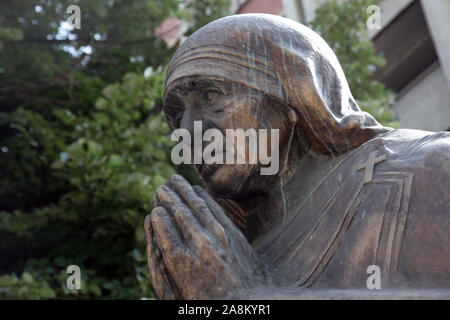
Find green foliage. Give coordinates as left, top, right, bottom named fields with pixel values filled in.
left=184, top=0, right=231, bottom=36
left=0, top=272, right=56, bottom=299
left=0, top=0, right=180, bottom=82
left=0, top=0, right=229, bottom=299
left=0, top=70, right=175, bottom=299
left=310, top=0, right=398, bottom=127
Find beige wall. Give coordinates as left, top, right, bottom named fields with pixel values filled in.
left=394, top=63, right=450, bottom=131
left=421, top=0, right=450, bottom=94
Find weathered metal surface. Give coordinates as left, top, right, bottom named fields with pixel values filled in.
left=145, top=14, right=450, bottom=299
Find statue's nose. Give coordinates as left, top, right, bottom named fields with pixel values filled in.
left=179, top=108, right=210, bottom=172
left=180, top=107, right=203, bottom=135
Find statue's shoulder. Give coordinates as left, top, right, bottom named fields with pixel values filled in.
left=374, top=128, right=449, bottom=210
left=378, top=128, right=449, bottom=166
left=378, top=130, right=450, bottom=284
left=376, top=127, right=449, bottom=215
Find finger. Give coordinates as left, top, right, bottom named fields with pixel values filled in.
left=157, top=256, right=183, bottom=299
left=149, top=249, right=176, bottom=299
left=168, top=175, right=228, bottom=245
left=153, top=178, right=173, bottom=208
left=150, top=205, right=188, bottom=256
left=156, top=184, right=210, bottom=248
left=150, top=206, right=197, bottom=298
left=192, top=185, right=247, bottom=242
left=152, top=191, right=161, bottom=209
left=144, top=214, right=165, bottom=298
left=144, top=212, right=180, bottom=299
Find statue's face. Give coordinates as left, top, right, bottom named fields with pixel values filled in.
left=165, top=76, right=292, bottom=197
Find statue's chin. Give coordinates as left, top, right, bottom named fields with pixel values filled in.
left=203, top=164, right=263, bottom=199
left=203, top=165, right=245, bottom=197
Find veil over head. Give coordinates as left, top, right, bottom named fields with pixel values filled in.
left=164, top=14, right=388, bottom=156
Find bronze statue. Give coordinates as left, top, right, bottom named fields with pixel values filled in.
left=144, top=14, right=450, bottom=299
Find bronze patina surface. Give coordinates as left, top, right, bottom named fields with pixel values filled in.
left=144, top=14, right=450, bottom=299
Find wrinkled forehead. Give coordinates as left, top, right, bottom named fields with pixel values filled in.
left=164, top=49, right=286, bottom=110
left=165, top=75, right=228, bottom=95
left=164, top=74, right=264, bottom=102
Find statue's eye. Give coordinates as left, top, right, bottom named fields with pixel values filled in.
left=205, top=89, right=222, bottom=102
left=174, top=111, right=183, bottom=128
left=165, top=104, right=184, bottom=128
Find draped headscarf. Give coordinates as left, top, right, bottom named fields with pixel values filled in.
left=164, top=14, right=388, bottom=156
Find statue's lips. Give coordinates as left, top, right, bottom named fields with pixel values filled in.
left=195, top=150, right=234, bottom=180
left=198, top=163, right=220, bottom=180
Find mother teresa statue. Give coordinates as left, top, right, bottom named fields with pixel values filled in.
left=144, top=14, right=450, bottom=299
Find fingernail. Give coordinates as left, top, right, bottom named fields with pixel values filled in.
left=172, top=174, right=183, bottom=181
left=155, top=209, right=166, bottom=217
left=157, top=185, right=168, bottom=193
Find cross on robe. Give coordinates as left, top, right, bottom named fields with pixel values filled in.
left=356, top=150, right=386, bottom=184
